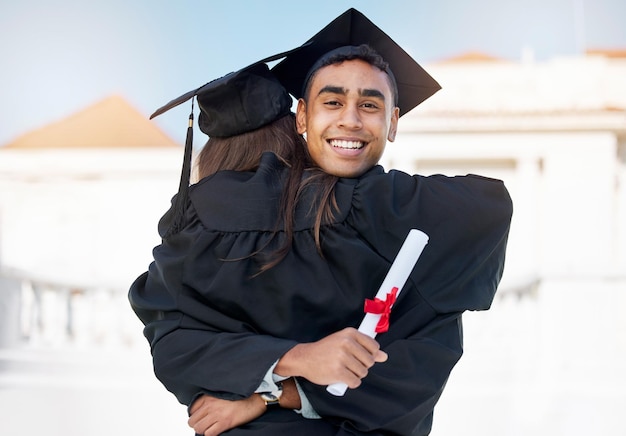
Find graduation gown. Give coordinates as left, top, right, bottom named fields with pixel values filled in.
left=129, top=152, right=513, bottom=435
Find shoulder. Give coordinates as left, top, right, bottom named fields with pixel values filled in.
left=187, top=152, right=290, bottom=232
left=338, top=167, right=512, bottom=246
left=356, top=165, right=508, bottom=190
left=352, top=167, right=511, bottom=209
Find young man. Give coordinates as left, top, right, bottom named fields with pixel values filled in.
left=132, top=9, right=512, bottom=436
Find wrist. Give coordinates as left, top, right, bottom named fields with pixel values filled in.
left=275, top=344, right=306, bottom=377
left=277, top=377, right=302, bottom=410
left=259, top=381, right=283, bottom=408
left=252, top=393, right=268, bottom=413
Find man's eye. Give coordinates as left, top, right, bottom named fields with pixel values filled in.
left=361, top=102, right=379, bottom=110
left=324, top=100, right=341, bottom=106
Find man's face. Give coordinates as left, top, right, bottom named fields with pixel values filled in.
left=296, top=59, right=399, bottom=178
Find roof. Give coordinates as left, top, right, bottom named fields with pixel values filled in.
left=435, top=51, right=506, bottom=64
left=3, top=95, right=179, bottom=149
left=586, top=48, right=626, bottom=59
left=413, top=50, right=626, bottom=116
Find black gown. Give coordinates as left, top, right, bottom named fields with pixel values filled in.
left=129, top=152, right=513, bottom=435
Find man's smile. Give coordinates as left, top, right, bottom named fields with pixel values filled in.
left=329, top=139, right=365, bottom=150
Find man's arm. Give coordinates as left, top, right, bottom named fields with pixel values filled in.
left=297, top=312, right=464, bottom=435
left=186, top=377, right=304, bottom=435
left=146, top=312, right=298, bottom=406
left=148, top=317, right=386, bottom=407
left=129, top=270, right=299, bottom=406
left=184, top=328, right=388, bottom=436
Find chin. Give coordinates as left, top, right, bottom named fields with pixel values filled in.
left=336, top=168, right=366, bottom=178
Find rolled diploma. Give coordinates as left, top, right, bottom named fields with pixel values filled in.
left=326, top=229, right=429, bottom=396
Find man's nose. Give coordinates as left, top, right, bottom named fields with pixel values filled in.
left=337, top=104, right=363, bottom=129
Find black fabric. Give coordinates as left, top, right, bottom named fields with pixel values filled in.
left=217, top=408, right=337, bottom=435
left=149, top=62, right=292, bottom=137
left=129, top=152, right=513, bottom=435
left=271, top=8, right=441, bottom=116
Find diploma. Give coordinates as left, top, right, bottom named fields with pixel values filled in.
left=326, top=229, right=429, bottom=396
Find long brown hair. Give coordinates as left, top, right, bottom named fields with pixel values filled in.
left=195, top=113, right=338, bottom=273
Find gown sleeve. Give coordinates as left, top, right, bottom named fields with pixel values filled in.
left=128, top=201, right=298, bottom=407
left=296, top=170, right=513, bottom=434
left=350, top=169, right=513, bottom=313
left=299, top=311, right=463, bottom=435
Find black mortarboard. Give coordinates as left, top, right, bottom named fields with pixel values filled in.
left=271, top=8, right=441, bottom=117
left=150, top=62, right=292, bottom=237
left=150, top=62, right=292, bottom=137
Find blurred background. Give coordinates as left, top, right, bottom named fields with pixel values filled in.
left=1, top=1, right=625, bottom=435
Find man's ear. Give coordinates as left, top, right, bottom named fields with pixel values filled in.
left=295, top=99, right=307, bottom=134
left=387, top=107, right=400, bottom=142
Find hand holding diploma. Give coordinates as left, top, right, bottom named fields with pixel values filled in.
left=326, top=229, right=429, bottom=396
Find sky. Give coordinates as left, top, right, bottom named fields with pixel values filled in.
left=1, top=0, right=625, bottom=147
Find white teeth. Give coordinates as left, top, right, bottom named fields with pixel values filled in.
left=330, top=139, right=364, bottom=149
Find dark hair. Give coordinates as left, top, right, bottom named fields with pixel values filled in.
left=195, top=113, right=338, bottom=273
left=196, top=113, right=304, bottom=178
left=302, top=44, right=399, bottom=106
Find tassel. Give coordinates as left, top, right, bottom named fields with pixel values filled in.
left=163, top=100, right=194, bottom=238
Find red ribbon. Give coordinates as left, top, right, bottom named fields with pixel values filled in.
left=363, top=287, right=398, bottom=333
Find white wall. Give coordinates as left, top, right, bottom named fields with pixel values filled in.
left=0, top=148, right=182, bottom=289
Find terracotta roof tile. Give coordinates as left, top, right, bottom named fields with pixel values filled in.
left=586, top=48, right=626, bottom=58
left=435, top=51, right=506, bottom=64
left=4, top=95, right=179, bottom=149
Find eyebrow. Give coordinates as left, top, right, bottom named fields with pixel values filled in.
left=317, top=85, right=346, bottom=97
left=360, top=88, right=386, bottom=100
left=317, top=85, right=386, bottom=101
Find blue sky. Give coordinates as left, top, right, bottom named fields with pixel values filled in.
left=1, top=0, right=625, bottom=146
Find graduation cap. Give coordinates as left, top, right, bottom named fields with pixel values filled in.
left=150, top=62, right=292, bottom=137
left=151, top=62, right=293, bottom=237
left=271, top=8, right=441, bottom=117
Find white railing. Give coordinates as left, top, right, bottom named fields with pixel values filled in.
left=0, top=273, right=145, bottom=350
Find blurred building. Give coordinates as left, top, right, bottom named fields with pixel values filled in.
left=0, top=96, right=189, bottom=435
left=0, top=95, right=182, bottom=347
left=0, top=51, right=625, bottom=435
